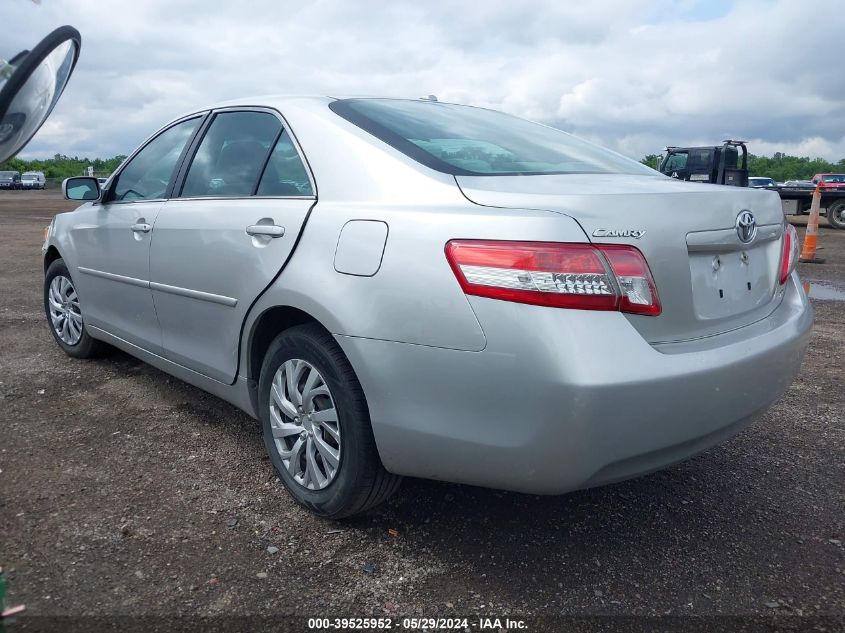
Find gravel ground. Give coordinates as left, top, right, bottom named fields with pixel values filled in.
left=0, top=190, right=843, bottom=630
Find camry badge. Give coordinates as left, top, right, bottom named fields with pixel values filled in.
left=735, top=210, right=757, bottom=244
left=592, top=229, right=646, bottom=239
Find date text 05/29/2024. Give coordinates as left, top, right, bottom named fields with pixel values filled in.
left=307, top=617, right=528, bottom=630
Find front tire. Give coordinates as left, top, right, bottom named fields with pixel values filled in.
left=258, top=324, right=401, bottom=518
left=44, top=259, right=107, bottom=358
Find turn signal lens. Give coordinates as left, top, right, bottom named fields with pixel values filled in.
left=599, top=244, right=662, bottom=316
left=445, top=240, right=661, bottom=316
left=779, top=223, right=799, bottom=284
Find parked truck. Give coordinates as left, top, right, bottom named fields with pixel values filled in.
left=21, top=171, right=46, bottom=189
left=657, top=140, right=748, bottom=187
left=778, top=182, right=845, bottom=229
left=657, top=142, right=845, bottom=229
left=0, top=171, right=22, bottom=190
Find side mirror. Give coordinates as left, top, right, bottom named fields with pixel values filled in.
left=0, top=26, right=81, bottom=164
left=63, top=176, right=100, bottom=200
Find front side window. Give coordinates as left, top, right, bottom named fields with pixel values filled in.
left=330, top=98, right=656, bottom=177
left=256, top=130, right=313, bottom=196
left=111, top=117, right=200, bottom=201
left=663, top=152, right=688, bottom=171
left=181, top=111, right=281, bottom=198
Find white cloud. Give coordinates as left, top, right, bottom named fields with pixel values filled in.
left=6, top=0, right=845, bottom=161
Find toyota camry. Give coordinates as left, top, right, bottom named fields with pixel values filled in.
left=44, top=96, right=812, bottom=517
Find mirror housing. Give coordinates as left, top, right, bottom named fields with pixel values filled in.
left=0, top=26, right=81, bottom=163
left=63, top=176, right=100, bottom=201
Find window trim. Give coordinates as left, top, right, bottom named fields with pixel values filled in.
left=172, top=106, right=317, bottom=201
left=100, top=112, right=209, bottom=206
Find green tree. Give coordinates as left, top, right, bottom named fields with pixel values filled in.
left=0, top=154, right=126, bottom=181
left=641, top=154, right=661, bottom=170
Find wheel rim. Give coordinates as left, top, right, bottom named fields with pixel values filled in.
left=269, top=359, right=341, bottom=490
left=48, top=275, right=83, bottom=345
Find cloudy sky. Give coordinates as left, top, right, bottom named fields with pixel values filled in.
left=7, top=0, right=845, bottom=161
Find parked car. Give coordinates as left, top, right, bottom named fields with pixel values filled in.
left=783, top=180, right=815, bottom=188
left=811, top=173, right=845, bottom=190
left=0, top=170, right=22, bottom=189
left=45, top=97, right=812, bottom=517
left=21, top=171, right=46, bottom=189
left=748, top=176, right=777, bottom=188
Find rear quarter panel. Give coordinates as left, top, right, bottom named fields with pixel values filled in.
left=240, top=99, right=591, bottom=356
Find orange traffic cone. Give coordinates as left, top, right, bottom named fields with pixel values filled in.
left=799, top=182, right=825, bottom=263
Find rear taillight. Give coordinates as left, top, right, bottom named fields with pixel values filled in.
left=779, top=223, right=799, bottom=284
left=445, top=240, right=661, bottom=316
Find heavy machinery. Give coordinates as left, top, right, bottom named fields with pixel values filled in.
left=657, top=140, right=748, bottom=187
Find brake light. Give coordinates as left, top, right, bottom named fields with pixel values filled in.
left=779, top=223, right=799, bottom=284
left=445, top=240, right=661, bottom=316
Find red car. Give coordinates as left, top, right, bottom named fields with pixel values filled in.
left=811, top=173, right=845, bottom=190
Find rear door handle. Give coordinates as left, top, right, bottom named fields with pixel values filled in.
left=131, top=223, right=151, bottom=233
left=246, top=224, right=285, bottom=238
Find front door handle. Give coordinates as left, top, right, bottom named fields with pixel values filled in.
left=246, top=224, right=285, bottom=238
left=131, top=223, right=151, bottom=233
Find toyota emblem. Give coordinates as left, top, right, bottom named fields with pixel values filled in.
left=736, top=210, right=757, bottom=244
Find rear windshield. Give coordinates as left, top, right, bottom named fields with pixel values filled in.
left=329, top=98, right=655, bottom=177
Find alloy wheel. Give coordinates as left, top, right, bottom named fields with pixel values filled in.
left=48, top=275, right=83, bottom=345
left=269, top=359, right=341, bottom=490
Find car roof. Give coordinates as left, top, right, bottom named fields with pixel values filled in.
left=175, top=95, right=334, bottom=119
left=174, top=95, right=472, bottom=120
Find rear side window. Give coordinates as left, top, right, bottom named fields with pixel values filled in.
left=111, top=117, right=200, bottom=201
left=256, top=130, right=313, bottom=196
left=181, top=111, right=281, bottom=198
left=687, top=149, right=711, bottom=169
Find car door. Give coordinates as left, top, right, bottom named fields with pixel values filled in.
left=70, top=115, right=203, bottom=353
left=149, top=108, right=316, bottom=383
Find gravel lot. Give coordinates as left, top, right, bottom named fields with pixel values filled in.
left=1, top=189, right=843, bottom=629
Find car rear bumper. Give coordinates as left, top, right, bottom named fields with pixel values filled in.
left=336, top=272, right=812, bottom=494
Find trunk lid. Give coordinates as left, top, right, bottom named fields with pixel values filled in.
left=456, top=173, right=786, bottom=344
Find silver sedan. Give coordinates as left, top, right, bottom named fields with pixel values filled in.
left=45, top=97, right=812, bottom=517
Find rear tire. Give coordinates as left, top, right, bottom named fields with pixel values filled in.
left=258, top=324, right=401, bottom=518
left=827, top=201, right=845, bottom=230
left=44, top=259, right=108, bottom=358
